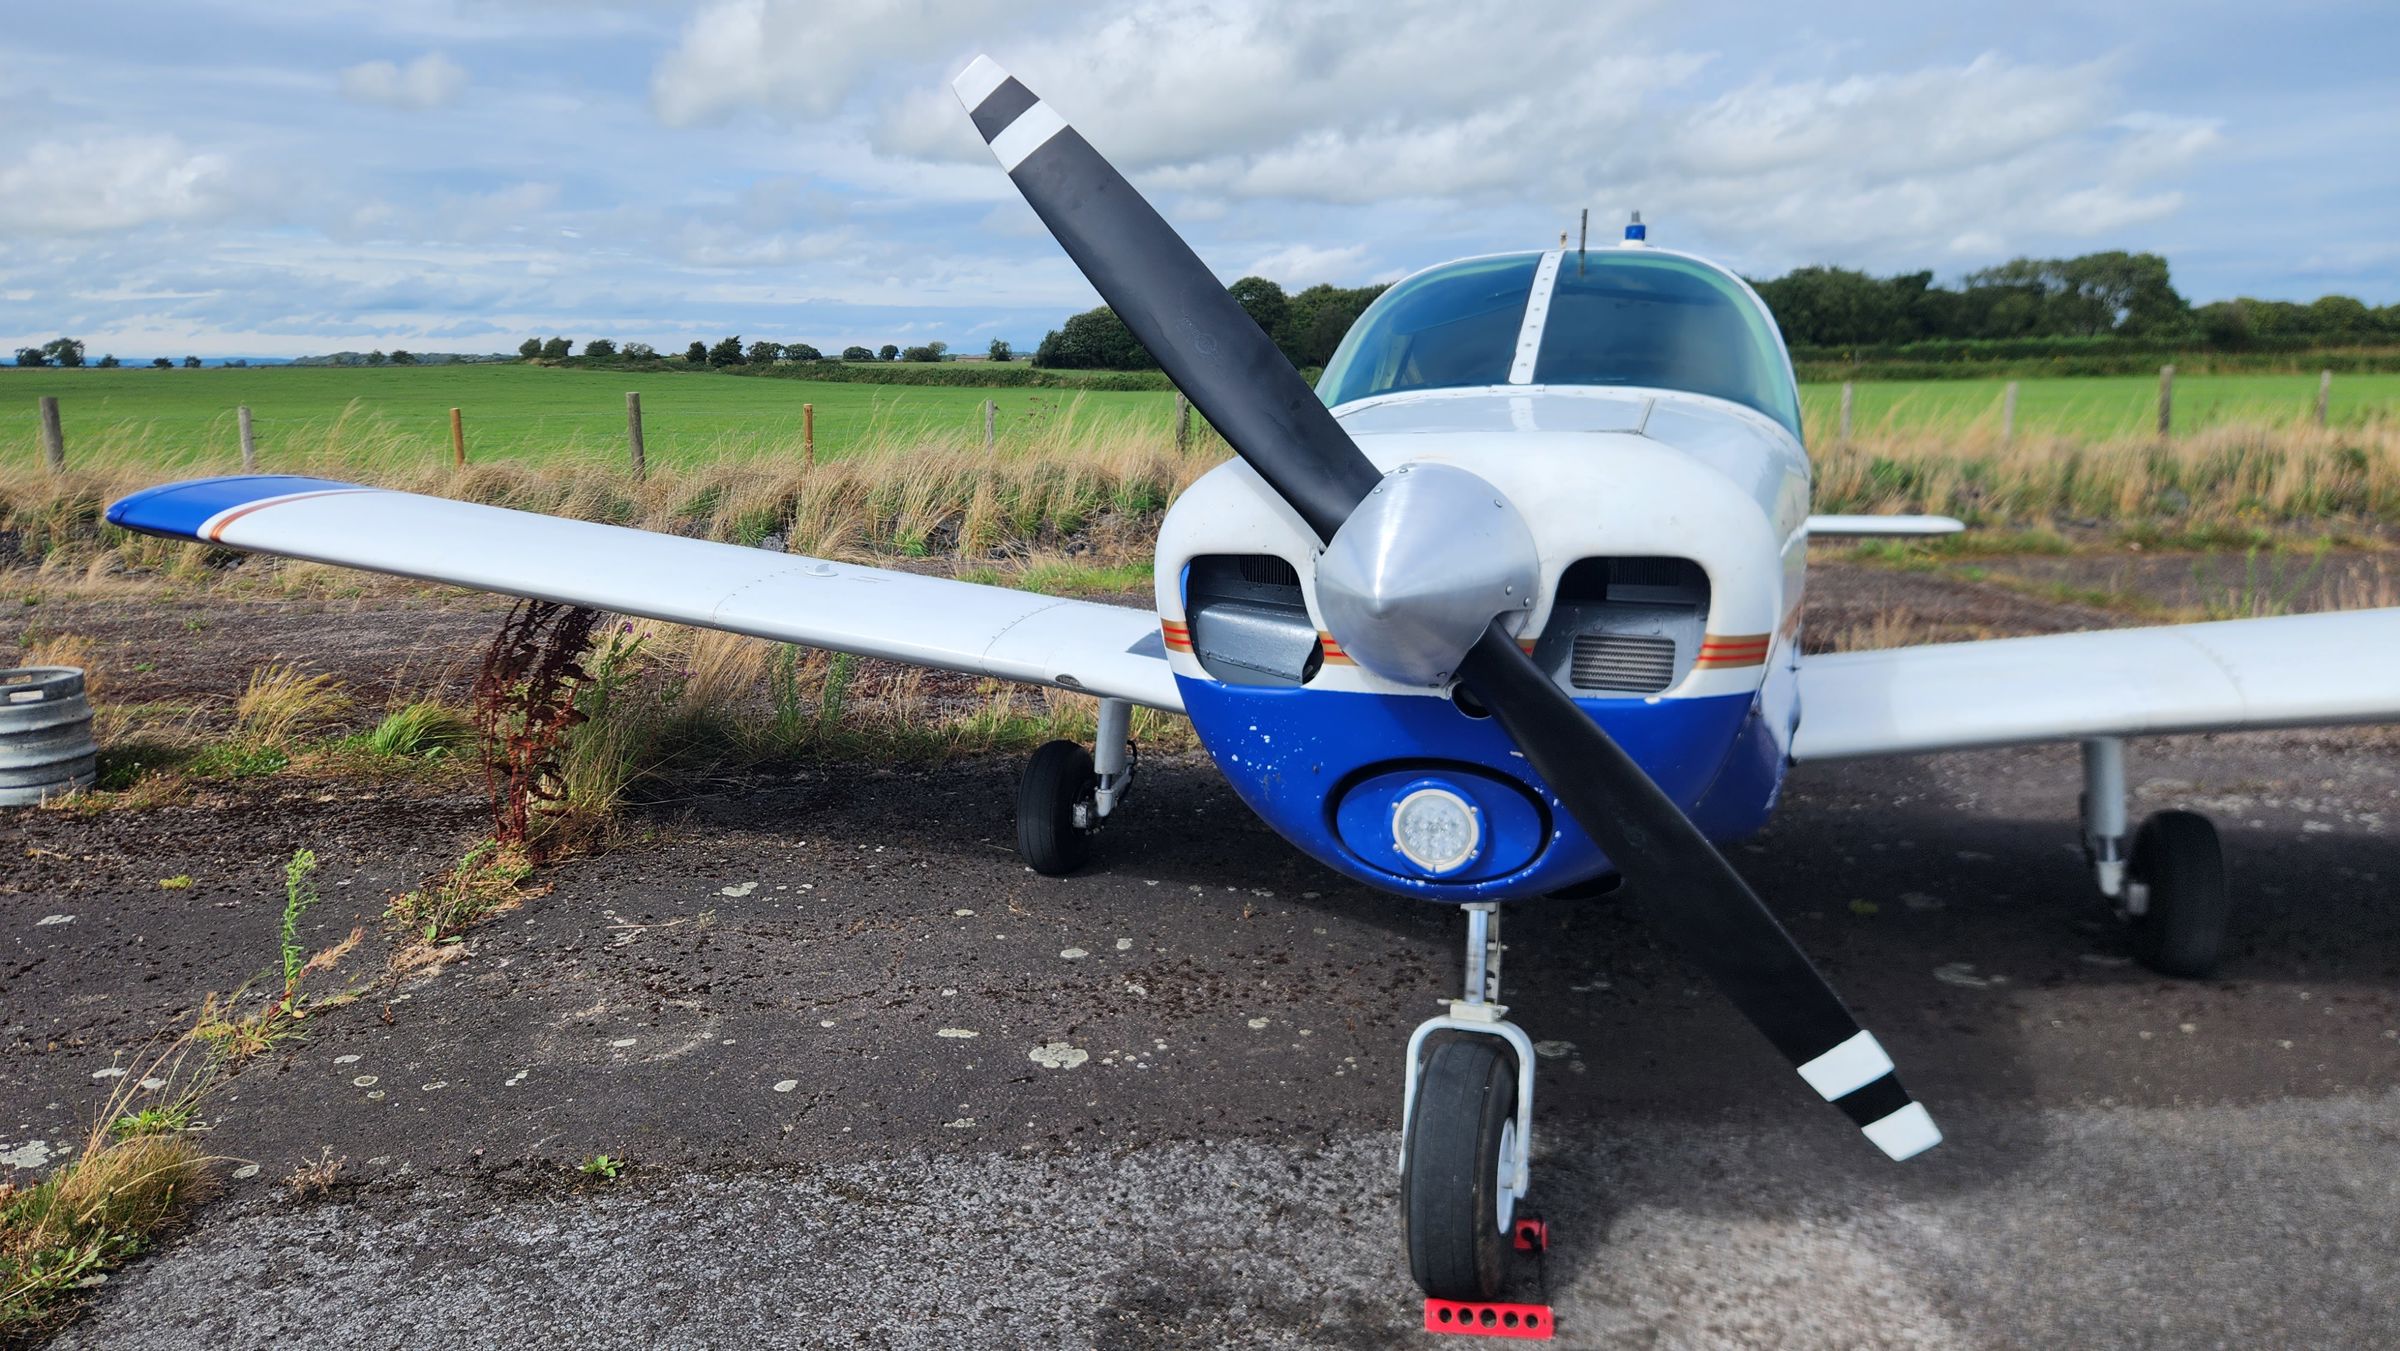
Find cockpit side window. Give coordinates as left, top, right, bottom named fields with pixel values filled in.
left=1317, top=254, right=1540, bottom=409
left=1533, top=253, right=1802, bottom=436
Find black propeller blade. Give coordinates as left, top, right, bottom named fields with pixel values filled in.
left=949, top=56, right=1380, bottom=539
left=1456, top=627, right=1938, bottom=1156
left=954, top=56, right=1937, bottom=1160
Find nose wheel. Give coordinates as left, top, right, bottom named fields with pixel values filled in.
left=1399, top=903, right=1539, bottom=1302
left=1403, top=1034, right=1522, bottom=1300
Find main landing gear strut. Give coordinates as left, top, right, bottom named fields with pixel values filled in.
left=1400, top=902, right=1539, bottom=1302
left=1016, top=697, right=1134, bottom=876
left=2081, top=736, right=2231, bottom=977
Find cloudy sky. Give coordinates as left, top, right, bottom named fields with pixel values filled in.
left=3, top=0, right=2393, bottom=358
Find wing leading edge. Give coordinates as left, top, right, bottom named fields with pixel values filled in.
left=107, top=476, right=1182, bottom=714
left=1792, top=608, right=2400, bottom=761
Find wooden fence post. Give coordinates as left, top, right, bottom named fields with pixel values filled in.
left=2156, top=364, right=2174, bottom=439
left=1174, top=392, right=1192, bottom=452
left=803, top=402, right=815, bottom=469
left=1837, top=382, right=1853, bottom=441
left=2001, top=381, right=2019, bottom=445
left=625, top=392, right=646, bottom=480
left=982, top=398, right=996, bottom=451
left=38, top=396, right=65, bottom=474
left=237, top=404, right=257, bottom=472
left=450, top=406, right=466, bottom=468
left=2317, top=369, right=2332, bottom=428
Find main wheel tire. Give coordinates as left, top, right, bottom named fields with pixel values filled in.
left=1016, top=739, right=1096, bottom=876
left=2128, top=809, right=2229, bottom=978
left=1403, top=1035, right=1519, bottom=1301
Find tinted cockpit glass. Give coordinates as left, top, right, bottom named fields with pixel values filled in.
left=1534, top=252, right=1801, bottom=435
left=1316, top=254, right=1539, bottom=409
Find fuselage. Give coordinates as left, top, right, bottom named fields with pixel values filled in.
left=1154, top=245, right=1812, bottom=901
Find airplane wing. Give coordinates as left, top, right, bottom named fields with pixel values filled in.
left=1792, top=608, right=2400, bottom=760
left=106, top=475, right=1182, bottom=713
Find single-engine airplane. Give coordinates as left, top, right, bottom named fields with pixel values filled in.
left=106, top=57, right=2400, bottom=1302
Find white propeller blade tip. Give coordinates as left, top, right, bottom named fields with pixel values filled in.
left=1862, top=1102, right=1943, bottom=1161
left=952, top=54, right=1010, bottom=110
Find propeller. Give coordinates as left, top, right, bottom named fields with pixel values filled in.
left=952, top=56, right=1939, bottom=1160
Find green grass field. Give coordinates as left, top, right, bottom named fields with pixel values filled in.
left=0, top=364, right=1178, bottom=471
left=1797, top=371, right=2400, bottom=441
left=3, top=363, right=2394, bottom=474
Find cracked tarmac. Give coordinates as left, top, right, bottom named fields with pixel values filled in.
left=9, top=725, right=2400, bottom=1347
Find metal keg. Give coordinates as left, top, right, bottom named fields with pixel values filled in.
left=1, top=667, right=98, bottom=805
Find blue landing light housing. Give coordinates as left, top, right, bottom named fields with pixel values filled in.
left=1335, top=770, right=1541, bottom=883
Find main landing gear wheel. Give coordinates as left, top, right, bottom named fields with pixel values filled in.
left=1016, top=739, right=1097, bottom=875
left=1403, top=1035, right=1520, bottom=1301
left=2127, top=809, right=2230, bottom=978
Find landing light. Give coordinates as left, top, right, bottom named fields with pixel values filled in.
left=1392, top=786, right=1482, bottom=875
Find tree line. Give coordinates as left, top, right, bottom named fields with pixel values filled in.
left=515, top=336, right=1017, bottom=366
left=1030, top=252, right=2400, bottom=370
left=1748, top=251, right=2399, bottom=352
left=19, top=249, right=2392, bottom=376
left=1031, top=278, right=1390, bottom=371
left=12, top=338, right=207, bottom=369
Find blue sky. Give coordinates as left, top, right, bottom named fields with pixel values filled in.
left=2, top=0, right=2393, bottom=358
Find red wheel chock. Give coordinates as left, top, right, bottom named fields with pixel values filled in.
left=1422, top=1299, right=1553, bottom=1339
left=1511, top=1218, right=1548, bottom=1253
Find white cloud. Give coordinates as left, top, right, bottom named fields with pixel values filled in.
left=651, top=0, right=983, bottom=126
left=339, top=52, right=468, bottom=109
left=1625, top=56, right=2224, bottom=269
left=0, top=136, right=231, bottom=233
left=1239, top=243, right=1369, bottom=287
left=648, top=1, right=2211, bottom=275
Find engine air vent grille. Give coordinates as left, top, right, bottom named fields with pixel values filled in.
left=1236, top=554, right=1300, bottom=588
left=1570, top=633, right=1677, bottom=692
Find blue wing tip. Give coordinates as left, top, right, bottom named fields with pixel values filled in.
left=106, top=475, right=362, bottom=539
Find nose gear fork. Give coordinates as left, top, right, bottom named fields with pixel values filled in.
left=1400, top=903, right=1536, bottom=1202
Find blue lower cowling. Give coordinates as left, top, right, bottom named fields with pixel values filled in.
left=1176, top=675, right=1783, bottom=902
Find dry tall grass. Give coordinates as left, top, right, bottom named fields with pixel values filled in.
left=531, top=620, right=1194, bottom=852
left=1814, top=420, right=2400, bottom=530
left=3, top=399, right=1218, bottom=576
left=12, top=403, right=2391, bottom=586
left=0, top=1037, right=218, bottom=1338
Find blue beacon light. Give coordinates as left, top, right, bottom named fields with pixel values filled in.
left=1624, top=211, right=1647, bottom=242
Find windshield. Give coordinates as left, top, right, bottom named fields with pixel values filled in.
left=1316, top=254, right=1539, bottom=409
left=1317, top=248, right=1801, bottom=437
left=1535, top=252, right=1800, bottom=435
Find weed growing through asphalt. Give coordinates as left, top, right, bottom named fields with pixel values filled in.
left=192, top=849, right=364, bottom=1066
left=356, top=699, right=473, bottom=760
left=386, top=838, right=540, bottom=949
left=275, top=850, right=321, bottom=1007
left=0, top=1036, right=219, bottom=1338
left=577, top=1154, right=626, bottom=1181
left=232, top=663, right=352, bottom=747
left=283, top=1149, right=344, bottom=1203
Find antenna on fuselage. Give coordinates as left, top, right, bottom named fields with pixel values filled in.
left=1577, top=207, right=1588, bottom=275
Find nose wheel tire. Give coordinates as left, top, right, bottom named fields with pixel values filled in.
left=1017, top=739, right=1097, bottom=876
left=2127, top=809, right=2229, bottom=978
left=1402, top=1035, right=1521, bottom=1301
